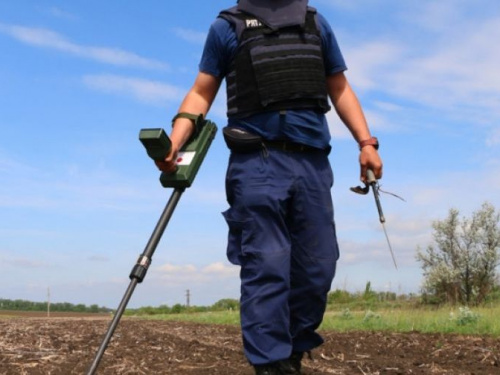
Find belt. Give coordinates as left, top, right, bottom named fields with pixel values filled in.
left=263, top=140, right=321, bottom=153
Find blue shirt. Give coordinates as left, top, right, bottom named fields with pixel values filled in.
left=200, top=12, right=347, bottom=149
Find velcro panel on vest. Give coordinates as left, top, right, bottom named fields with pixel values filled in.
left=249, top=35, right=326, bottom=107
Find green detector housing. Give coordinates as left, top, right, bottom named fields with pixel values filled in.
left=139, top=119, right=217, bottom=189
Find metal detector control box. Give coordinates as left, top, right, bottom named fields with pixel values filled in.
left=139, top=119, right=217, bottom=188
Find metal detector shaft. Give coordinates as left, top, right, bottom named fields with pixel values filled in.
left=87, top=188, right=184, bottom=375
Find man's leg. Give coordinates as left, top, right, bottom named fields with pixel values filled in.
left=287, top=152, right=339, bottom=354
left=223, top=150, right=295, bottom=365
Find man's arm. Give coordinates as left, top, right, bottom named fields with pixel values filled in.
left=327, top=72, right=383, bottom=181
left=156, top=72, right=222, bottom=173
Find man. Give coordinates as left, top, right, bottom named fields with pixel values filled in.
left=156, top=1, right=383, bottom=374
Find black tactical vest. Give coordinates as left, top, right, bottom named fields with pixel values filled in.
left=219, top=3, right=331, bottom=118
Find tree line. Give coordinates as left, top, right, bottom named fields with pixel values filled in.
left=124, top=298, right=241, bottom=316
left=0, top=298, right=112, bottom=313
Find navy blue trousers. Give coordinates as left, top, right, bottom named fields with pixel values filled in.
left=223, top=148, right=339, bottom=365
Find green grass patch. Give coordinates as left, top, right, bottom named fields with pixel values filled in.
left=131, top=310, right=241, bottom=325
left=320, top=305, right=500, bottom=336
left=132, top=304, right=500, bottom=337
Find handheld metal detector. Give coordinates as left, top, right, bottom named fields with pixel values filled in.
left=87, top=118, right=217, bottom=375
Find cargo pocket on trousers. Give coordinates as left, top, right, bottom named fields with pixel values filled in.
left=222, top=209, right=255, bottom=266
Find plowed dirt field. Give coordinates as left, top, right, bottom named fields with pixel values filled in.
left=1, top=312, right=499, bottom=374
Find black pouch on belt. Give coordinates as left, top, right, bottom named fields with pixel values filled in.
left=222, top=126, right=263, bottom=153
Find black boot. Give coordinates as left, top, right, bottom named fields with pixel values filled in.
left=254, top=364, right=281, bottom=375
left=276, top=359, right=301, bottom=374
left=254, top=359, right=300, bottom=375
left=289, top=351, right=311, bottom=373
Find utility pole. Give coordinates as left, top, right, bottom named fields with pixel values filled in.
left=186, top=289, right=190, bottom=308
left=47, top=287, right=51, bottom=318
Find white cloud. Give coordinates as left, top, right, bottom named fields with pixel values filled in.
left=189, top=185, right=227, bottom=205
left=334, top=6, right=500, bottom=148
left=82, top=74, right=186, bottom=105
left=343, top=41, right=405, bottom=92
left=3, top=257, right=48, bottom=269
left=315, top=0, right=367, bottom=11
left=486, top=127, right=500, bottom=147
left=157, top=263, right=197, bottom=273
left=88, top=255, right=110, bottom=262
left=0, top=23, right=169, bottom=70
left=409, top=19, right=499, bottom=115
left=410, top=1, right=463, bottom=32
left=155, top=262, right=238, bottom=284
left=47, top=6, right=77, bottom=20
left=202, top=262, right=238, bottom=276
left=0, top=150, right=158, bottom=213
left=327, top=111, right=351, bottom=139
left=0, top=155, right=35, bottom=173
left=327, top=101, right=398, bottom=139
left=172, top=27, right=207, bottom=45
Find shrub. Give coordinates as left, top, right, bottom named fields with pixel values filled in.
left=449, top=306, right=480, bottom=326
left=340, top=308, right=353, bottom=320
left=363, top=310, right=381, bottom=323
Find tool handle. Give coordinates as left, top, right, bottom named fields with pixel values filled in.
left=366, top=169, right=377, bottom=185
left=139, top=128, right=172, bottom=161
left=139, top=129, right=179, bottom=176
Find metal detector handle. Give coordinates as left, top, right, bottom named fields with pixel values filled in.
left=138, top=128, right=179, bottom=173
left=139, top=128, right=172, bottom=161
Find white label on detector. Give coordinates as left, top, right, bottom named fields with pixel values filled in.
left=176, top=151, right=195, bottom=166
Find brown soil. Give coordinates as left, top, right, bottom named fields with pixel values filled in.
left=0, top=312, right=499, bottom=374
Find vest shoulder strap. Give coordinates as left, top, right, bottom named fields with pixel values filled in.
left=218, top=7, right=248, bottom=41
left=218, top=6, right=319, bottom=41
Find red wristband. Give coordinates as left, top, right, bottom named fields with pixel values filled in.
left=359, top=137, right=379, bottom=150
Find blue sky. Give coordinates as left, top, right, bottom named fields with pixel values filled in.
left=1, top=0, right=499, bottom=308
